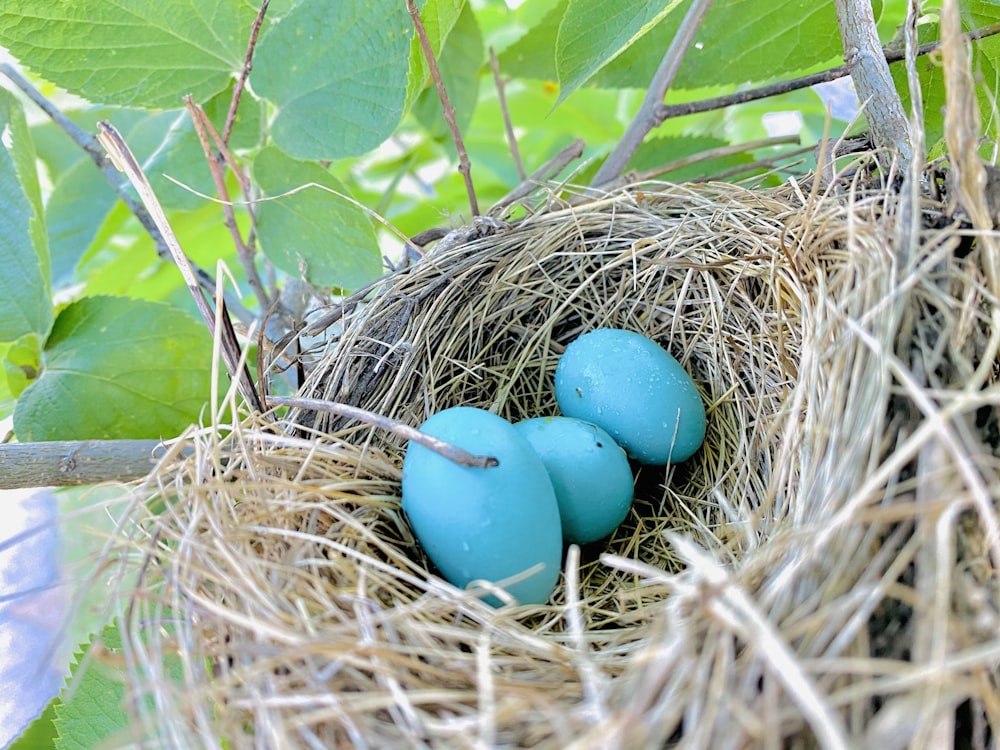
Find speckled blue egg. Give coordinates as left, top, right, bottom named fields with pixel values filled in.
left=514, top=416, right=634, bottom=544
left=401, top=406, right=563, bottom=606
left=554, top=328, right=706, bottom=465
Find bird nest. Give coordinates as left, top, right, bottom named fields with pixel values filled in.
left=111, top=174, right=1000, bottom=747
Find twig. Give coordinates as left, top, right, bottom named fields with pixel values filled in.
left=0, top=439, right=190, bottom=489
left=834, top=0, right=911, bottom=170
left=0, top=62, right=255, bottom=326
left=651, top=23, right=1000, bottom=124
left=489, top=46, right=525, bottom=181
left=406, top=0, right=479, bottom=216
left=490, top=138, right=585, bottom=213
left=268, top=396, right=499, bottom=469
left=184, top=97, right=271, bottom=310
left=223, top=0, right=270, bottom=147
left=97, top=121, right=266, bottom=414
left=591, top=0, right=714, bottom=187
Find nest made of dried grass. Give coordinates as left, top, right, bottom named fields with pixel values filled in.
left=108, top=171, right=1000, bottom=748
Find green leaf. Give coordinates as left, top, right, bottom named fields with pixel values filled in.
left=253, top=146, right=382, bottom=291
left=405, top=0, right=467, bottom=112
left=595, top=0, right=844, bottom=92
left=0, top=1, right=258, bottom=109
left=628, top=135, right=755, bottom=181
left=0, top=88, right=52, bottom=345
left=892, top=4, right=1000, bottom=150
left=13, top=296, right=215, bottom=441
left=8, top=697, right=58, bottom=750
left=555, top=0, right=683, bottom=104
left=251, top=0, right=413, bottom=159
left=3, top=333, right=42, bottom=399
left=53, top=624, right=130, bottom=750
left=413, top=2, right=484, bottom=139
left=498, top=0, right=565, bottom=82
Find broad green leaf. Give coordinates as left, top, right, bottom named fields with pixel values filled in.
left=498, top=0, right=565, bottom=82
left=414, top=2, right=484, bottom=139
left=0, top=88, right=51, bottom=344
left=0, top=1, right=258, bottom=109
left=405, top=0, right=466, bottom=112
left=52, top=624, right=129, bottom=750
left=253, top=146, right=382, bottom=290
left=7, top=697, right=58, bottom=750
left=595, top=0, right=846, bottom=91
left=556, top=0, right=683, bottom=104
left=892, top=3, right=1000, bottom=151
left=13, top=296, right=215, bottom=441
left=251, top=0, right=413, bottom=159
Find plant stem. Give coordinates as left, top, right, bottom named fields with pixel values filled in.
left=223, top=0, right=270, bottom=147
left=268, top=396, right=499, bottom=469
left=834, top=0, right=912, bottom=170
left=406, top=0, right=479, bottom=216
left=490, top=46, right=525, bottom=181
left=590, top=0, right=714, bottom=187
left=0, top=440, right=180, bottom=489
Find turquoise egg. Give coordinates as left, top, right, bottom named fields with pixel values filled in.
left=514, top=416, right=634, bottom=544
left=554, top=328, right=706, bottom=465
left=401, top=406, right=563, bottom=606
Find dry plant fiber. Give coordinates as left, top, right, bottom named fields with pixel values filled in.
left=108, top=173, right=1000, bottom=748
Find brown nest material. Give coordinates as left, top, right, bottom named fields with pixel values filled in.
left=113, top=177, right=1000, bottom=748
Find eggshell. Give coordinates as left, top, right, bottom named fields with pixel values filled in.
left=554, top=328, right=706, bottom=465
left=401, top=406, right=563, bottom=606
left=514, top=416, right=634, bottom=544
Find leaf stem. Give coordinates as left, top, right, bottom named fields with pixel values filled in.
left=590, top=0, right=714, bottom=187
left=268, top=396, right=499, bottom=469
left=406, top=0, right=479, bottom=216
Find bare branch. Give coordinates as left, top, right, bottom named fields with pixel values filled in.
left=406, top=0, right=479, bottom=216
left=184, top=97, right=271, bottom=310
left=0, top=440, right=180, bottom=489
left=268, top=396, right=499, bottom=469
left=223, top=0, right=270, bottom=147
left=591, top=0, right=714, bottom=186
left=490, top=46, right=525, bottom=181
left=834, top=0, right=911, bottom=170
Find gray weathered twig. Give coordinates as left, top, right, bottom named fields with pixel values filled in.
left=591, top=0, right=714, bottom=186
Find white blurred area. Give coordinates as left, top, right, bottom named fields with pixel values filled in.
left=0, top=486, right=67, bottom=747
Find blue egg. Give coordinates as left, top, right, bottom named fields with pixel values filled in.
left=401, top=407, right=563, bottom=606
left=554, top=328, right=706, bottom=465
left=514, top=416, right=634, bottom=544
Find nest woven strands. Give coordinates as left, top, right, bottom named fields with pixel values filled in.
left=115, top=180, right=1000, bottom=748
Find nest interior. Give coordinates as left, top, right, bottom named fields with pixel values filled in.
left=115, top=177, right=1000, bottom=748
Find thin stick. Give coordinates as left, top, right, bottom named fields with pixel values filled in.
left=96, top=121, right=266, bottom=414
left=591, top=0, right=714, bottom=186
left=268, top=396, right=499, bottom=469
left=490, top=138, right=585, bottom=213
left=184, top=97, right=271, bottom=310
left=223, top=0, right=270, bottom=147
left=489, top=46, right=525, bottom=181
left=647, top=22, right=1000, bottom=129
left=0, top=63, right=256, bottom=324
left=407, top=0, right=479, bottom=216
